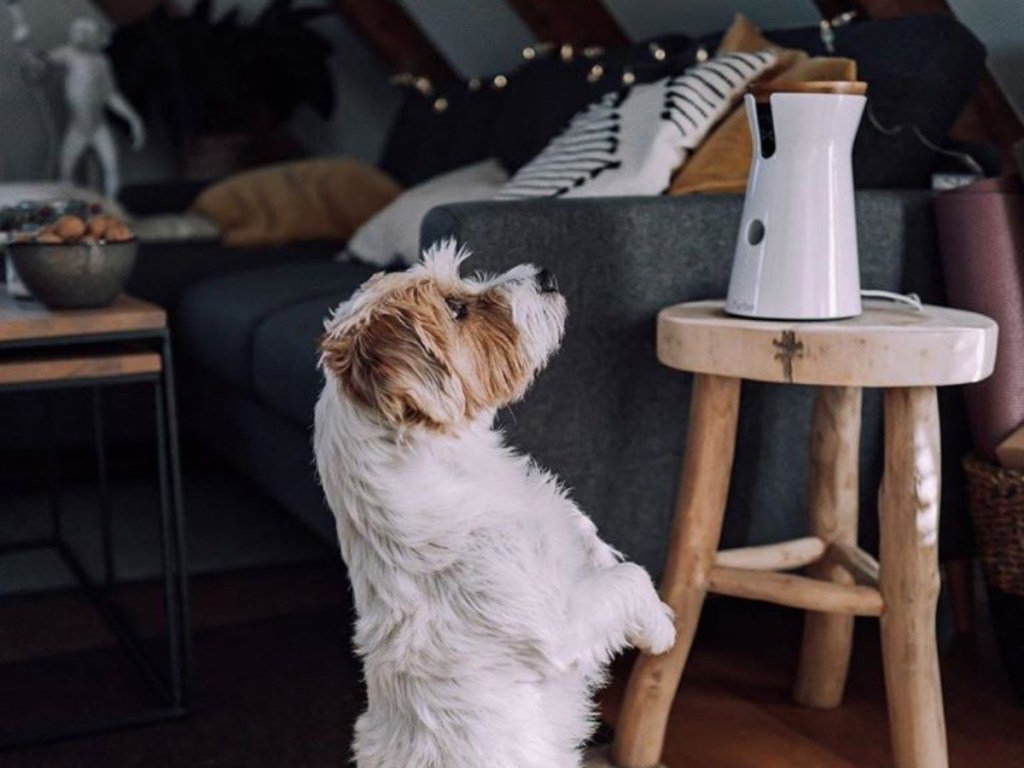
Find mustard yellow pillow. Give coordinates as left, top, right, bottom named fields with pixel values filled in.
left=192, top=158, right=403, bottom=247
left=670, top=15, right=857, bottom=196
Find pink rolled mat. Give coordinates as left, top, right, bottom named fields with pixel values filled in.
left=934, top=175, right=1024, bottom=463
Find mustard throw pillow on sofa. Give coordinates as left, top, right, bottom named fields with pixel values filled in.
left=192, top=158, right=403, bottom=247
left=670, top=14, right=857, bottom=196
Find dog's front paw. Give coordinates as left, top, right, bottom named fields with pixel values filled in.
left=633, top=601, right=676, bottom=656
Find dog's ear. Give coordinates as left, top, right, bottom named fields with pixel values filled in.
left=320, top=306, right=466, bottom=430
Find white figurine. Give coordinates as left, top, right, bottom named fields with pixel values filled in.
left=6, top=0, right=28, bottom=43
left=19, top=16, right=146, bottom=198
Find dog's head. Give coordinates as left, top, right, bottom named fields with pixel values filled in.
left=320, top=240, right=566, bottom=432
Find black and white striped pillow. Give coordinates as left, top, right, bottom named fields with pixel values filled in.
left=496, top=51, right=776, bottom=200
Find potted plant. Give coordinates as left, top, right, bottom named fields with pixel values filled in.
left=108, top=0, right=336, bottom=179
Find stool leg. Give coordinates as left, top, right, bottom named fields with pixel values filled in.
left=794, top=386, right=862, bottom=708
left=612, top=374, right=741, bottom=768
left=879, top=387, right=948, bottom=768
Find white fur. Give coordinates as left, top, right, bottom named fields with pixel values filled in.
left=314, top=241, right=676, bottom=768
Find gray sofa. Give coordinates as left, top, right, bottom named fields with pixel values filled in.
left=162, top=190, right=970, bottom=575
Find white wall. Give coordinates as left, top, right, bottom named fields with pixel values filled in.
left=398, top=0, right=533, bottom=78
left=0, top=2, right=120, bottom=182
left=601, top=0, right=1024, bottom=121
left=603, top=0, right=818, bottom=39
left=397, top=0, right=1024, bottom=123
left=0, top=0, right=398, bottom=186
left=3, top=0, right=1020, bottom=187
left=948, top=0, right=1024, bottom=121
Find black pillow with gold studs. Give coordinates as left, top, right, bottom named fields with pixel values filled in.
left=496, top=51, right=776, bottom=199
left=379, top=78, right=507, bottom=188
left=488, top=34, right=699, bottom=176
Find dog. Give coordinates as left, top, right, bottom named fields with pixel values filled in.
left=314, top=240, right=676, bottom=768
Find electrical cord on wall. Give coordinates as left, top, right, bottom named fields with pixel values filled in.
left=820, top=9, right=984, bottom=178
left=865, top=102, right=985, bottom=176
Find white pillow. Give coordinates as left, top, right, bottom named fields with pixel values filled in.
left=345, top=159, right=509, bottom=267
left=496, top=51, right=777, bottom=199
left=131, top=213, right=221, bottom=242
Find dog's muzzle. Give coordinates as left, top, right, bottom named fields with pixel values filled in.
left=536, top=269, right=559, bottom=294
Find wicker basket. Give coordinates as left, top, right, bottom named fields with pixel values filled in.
left=963, top=454, right=1024, bottom=700
left=964, top=455, right=1024, bottom=597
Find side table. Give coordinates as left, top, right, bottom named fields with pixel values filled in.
left=0, top=293, right=190, bottom=748
left=611, top=300, right=997, bottom=768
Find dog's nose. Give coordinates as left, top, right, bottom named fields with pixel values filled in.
left=536, top=268, right=559, bottom=293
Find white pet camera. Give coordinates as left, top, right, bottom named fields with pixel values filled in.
left=726, top=82, right=868, bottom=320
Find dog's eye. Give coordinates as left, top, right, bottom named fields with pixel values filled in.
left=447, top=299, right=469, bottom=321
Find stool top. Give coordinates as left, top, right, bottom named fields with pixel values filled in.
left=658, top=300, right=997, bottom=387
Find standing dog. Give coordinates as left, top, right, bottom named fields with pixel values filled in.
left=314, top=240, right=675, bottom=768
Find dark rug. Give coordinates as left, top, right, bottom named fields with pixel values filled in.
left=0, top=563, right=364, bottom=768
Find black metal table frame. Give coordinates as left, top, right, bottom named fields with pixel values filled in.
left=0, top=327, right=190, bottom=750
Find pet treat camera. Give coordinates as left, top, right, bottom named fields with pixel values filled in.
left=726, top=82, right=868, bottom=320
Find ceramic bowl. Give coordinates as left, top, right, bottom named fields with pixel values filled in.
left=8, top=238, right=137, bottom=309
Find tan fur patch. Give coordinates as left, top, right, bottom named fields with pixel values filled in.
left=457, top=291, right=531, bottom=413
left=320, top=276, right=533, bottom=431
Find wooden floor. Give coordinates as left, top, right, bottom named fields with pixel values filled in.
left=600, top=599, right=1024, bottom=768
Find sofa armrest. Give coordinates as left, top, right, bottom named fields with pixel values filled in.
left=423, top=192, right=938, bottom=302
left=421, top=192, right=952, bottom=571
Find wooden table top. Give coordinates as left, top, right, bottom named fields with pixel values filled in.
left=658, top=300, right=998, bottom=387
left=0, top=293, right=166, bottom=344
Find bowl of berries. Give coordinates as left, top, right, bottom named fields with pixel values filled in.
left=3, top=201, right=137, bottom=309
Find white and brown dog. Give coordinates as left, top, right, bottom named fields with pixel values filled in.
left=314, top=240, right=675, bottom=768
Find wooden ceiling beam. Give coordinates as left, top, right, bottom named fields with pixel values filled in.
left=333, top=0, right=455, bottom=82
left=504, top=0, right=628, bottom=47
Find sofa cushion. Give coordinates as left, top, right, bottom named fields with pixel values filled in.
left=496, top=51, right=776, bottom=199
left=379, top=84, right=508, bottom=188
left=177, top=260, right=374, bottom=396
left=670, top=14, right=858, bottom=196
left=250, top=296, right=350, bottom=428
left=489, top=35, right=699, bottom=176
left=191, top=158, right=402, bottom=247
left=346, top=159, right=508, bottom=267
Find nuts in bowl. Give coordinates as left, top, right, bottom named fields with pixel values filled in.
left=6, top=209, right=138, bottom=309
left=22, top=213, right=135, bottom=246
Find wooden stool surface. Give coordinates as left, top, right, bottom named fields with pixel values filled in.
left=658, top=299, right=997, bottom=387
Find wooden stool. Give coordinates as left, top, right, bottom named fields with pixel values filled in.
left=611, top=300, right=997, bottom=768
